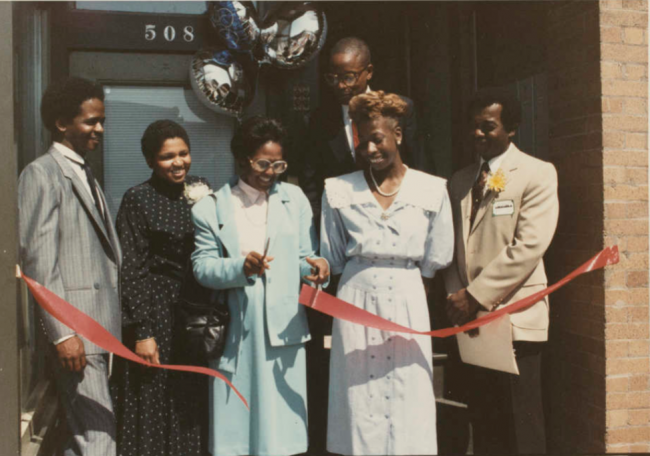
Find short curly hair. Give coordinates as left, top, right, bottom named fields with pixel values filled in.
left=468, top=89, right=522, bottom=133
left=230, top=116, right=287, bottom=162
left=141, top=120, right=191, bottom=161
left=330, top=37, right=371, bottom=67
left=348, top=90, right=408, bottom=127
left=40, top=77, right=105, bottom=139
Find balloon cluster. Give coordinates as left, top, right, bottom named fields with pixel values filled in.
left=191, top=1, right=328, bottom=117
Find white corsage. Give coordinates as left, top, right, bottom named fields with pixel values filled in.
left=183, top=181, right=212, bottom=204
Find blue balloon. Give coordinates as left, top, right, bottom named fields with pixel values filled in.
left=212, top=49, right=234, bottom=66
left=208, top=1, right=261, bottom=52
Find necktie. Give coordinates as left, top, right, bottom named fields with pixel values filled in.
left=470, top=161, right=491, bottom=228
left=351, top=121, right=360, bottom=151
left=82, top=162, right=106, bottom=223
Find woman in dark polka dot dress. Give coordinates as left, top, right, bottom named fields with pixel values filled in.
left=112, top=120, right=211, bottom=456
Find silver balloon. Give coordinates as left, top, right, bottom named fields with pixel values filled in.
left=189, top=48, right=254, bottom=117
left=258, top=2, right=327, bottom=69
left=208, top=1, right=261, bottom=52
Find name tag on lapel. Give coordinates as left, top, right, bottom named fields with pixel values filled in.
left=493, top=200, right=515, bottom=216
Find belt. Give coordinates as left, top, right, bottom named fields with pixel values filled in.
left=352, top=256, right=416, bottom=268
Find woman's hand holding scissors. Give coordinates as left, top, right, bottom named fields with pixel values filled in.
left=304, top=257, right=330, bottom=285
left=244, top=238, right=273, bottom=277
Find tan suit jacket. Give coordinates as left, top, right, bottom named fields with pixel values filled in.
left=444, top=144, right=559, bottom=341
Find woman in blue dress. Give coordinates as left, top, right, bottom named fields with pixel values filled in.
left=321, top=91, right=454, bottom=455
left=191, top=116, right=330, bottom=456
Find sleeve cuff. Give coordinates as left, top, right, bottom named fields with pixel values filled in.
left=465, top=285, right=495, bottom=312
left=134, top=322, right=153, bottom=341
left=420, top=267, right=437, bottom=279
left=236, top=257, right=257, bottom=287
left=53, top=334, right=76, bottom=345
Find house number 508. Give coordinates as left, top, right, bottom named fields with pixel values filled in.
left=145, top=25, right=195, bottom=42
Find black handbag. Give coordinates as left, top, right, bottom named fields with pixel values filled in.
left=174, top=194, right=230, bottom=366
left=175, top=264, right=230, bottom=366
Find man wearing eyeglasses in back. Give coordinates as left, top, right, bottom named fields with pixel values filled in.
left=299, top=36, right=423, bottom=456
left=299, top=36, right=424, bottom=226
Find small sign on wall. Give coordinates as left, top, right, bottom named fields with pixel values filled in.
left=144, top=24, right=196, bottom=43
left=56, top=9, right=208, bottom=52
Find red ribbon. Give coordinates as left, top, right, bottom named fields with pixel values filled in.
left=20, top=272, right=249, bottom=409
left=299, top=246, right=620, bottom=337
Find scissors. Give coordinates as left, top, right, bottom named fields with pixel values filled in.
left=260, top=237, right=271, bottom=264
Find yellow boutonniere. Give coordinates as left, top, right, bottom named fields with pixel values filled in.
left=486, top=169, right=507, bottom=194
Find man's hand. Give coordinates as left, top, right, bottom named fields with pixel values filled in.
left=244, top=251, right=274, bottom=277
left=135, top=338, right=160, bottom=365
left=304, top=257, right=330, bottom=285
left=446, top=288, right=481, bottom=327
left=56, top=336, right=87, bottom=372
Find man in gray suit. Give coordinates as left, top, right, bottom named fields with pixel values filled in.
left=19, top=77, right=122, bottom=456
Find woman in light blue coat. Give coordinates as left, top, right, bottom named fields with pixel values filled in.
left=191, top=116, right=329, bottom=456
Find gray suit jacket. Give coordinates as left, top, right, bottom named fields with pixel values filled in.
left=19, top=146, right=122, bottom=354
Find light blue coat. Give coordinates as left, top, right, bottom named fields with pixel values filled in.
left=191, top=176, right=326, bottom=373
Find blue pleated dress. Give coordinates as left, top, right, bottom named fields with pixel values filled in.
left=209, top=276, right=308, bottom=456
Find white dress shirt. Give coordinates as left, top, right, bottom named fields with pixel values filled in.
left=231, top=177, right=268, bottom=257
left=342, top=105, right=354, bottom=160
left=52, top=141, right=105, bottom=217
left=341, top=85, right=372, bottom=160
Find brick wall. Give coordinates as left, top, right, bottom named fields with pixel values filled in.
left=545, top=0, right=648, bottom=452
left=545, top=1, right=607, bottom=452
left=599, top=0, right=649, bottom=452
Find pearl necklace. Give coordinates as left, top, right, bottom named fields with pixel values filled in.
left=369, top=165, right=408, bottom=197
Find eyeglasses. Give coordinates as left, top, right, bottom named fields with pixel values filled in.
left=324, top=67, right=369, bottom=87
left=250, top=159, right=288, bottom=174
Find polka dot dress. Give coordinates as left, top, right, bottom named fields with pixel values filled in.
left=111, top=174, right=210, bottom=456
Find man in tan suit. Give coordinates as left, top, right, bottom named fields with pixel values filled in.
left=444, top=89, right=559, bottom=454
